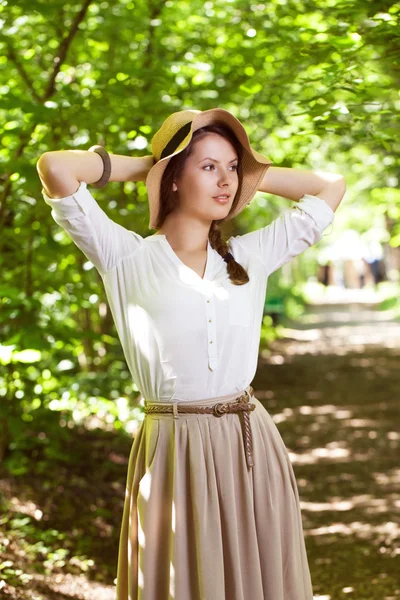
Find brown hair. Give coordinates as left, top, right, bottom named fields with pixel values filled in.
left=155, top=123, right=250, bottom=285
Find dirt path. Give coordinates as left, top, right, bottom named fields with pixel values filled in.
left=254, top=286, right=400, bottom=599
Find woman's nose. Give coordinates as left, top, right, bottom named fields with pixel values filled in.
left=218, top=170, right=232, bottom=183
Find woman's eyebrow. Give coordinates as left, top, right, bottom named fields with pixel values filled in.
left=198, top=157, right=238, bottom=163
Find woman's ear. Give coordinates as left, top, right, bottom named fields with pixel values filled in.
left=172, top=181, right=178, bottom=192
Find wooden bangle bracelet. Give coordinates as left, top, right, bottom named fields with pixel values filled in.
left=88, top=144, right=111, bottom=188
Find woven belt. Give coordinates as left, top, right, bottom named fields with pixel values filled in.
left=143, top=386, right=256, bottom=468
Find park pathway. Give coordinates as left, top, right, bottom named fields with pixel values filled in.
left=253, top=285, right=400, bottom=600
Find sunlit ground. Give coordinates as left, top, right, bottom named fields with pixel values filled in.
left=263, top=283, right=400, bottom=356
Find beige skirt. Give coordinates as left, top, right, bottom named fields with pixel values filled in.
left=116, top=386, right=313, bottom=600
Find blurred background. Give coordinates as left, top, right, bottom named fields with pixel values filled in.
left=0, top=1, right=399, bottom=598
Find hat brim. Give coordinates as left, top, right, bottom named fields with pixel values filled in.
left=146, top=108, right=272, bottom=230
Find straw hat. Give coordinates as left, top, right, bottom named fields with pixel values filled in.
left=145, top=108, right=273, bottom=230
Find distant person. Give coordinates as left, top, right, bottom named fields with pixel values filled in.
left=354, top=257, right=367, bottom=288
left=364, top=240, right=385, bottom=285
left=322, top=261, right=331, bottom=286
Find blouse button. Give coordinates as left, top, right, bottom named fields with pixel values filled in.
left=208, top=319, right=212, bottom=322
left=210, top=340, right=213, bottom=344
left=207, top=300, right=210, bottom=303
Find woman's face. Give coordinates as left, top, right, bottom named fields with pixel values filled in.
left=172, top=133, right=239, bottom=223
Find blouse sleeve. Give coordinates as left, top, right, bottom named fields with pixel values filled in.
left=42, top=181, right=143, bottom=276
left=231, top=194, right=335, bottom=277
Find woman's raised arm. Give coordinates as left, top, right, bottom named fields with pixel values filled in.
left=36, top=151, right=154, bottom=276
left=36, top=151, right=154, bottom=198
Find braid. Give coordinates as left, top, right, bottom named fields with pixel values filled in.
left=209, top=221, right=249, bottom=286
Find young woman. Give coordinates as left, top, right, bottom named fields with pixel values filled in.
left=37, top=108, right=345, bottom=600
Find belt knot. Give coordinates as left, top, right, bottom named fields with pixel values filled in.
left=212, top=402, right=230, bottom=417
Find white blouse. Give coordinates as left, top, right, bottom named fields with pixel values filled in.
left=42, top=181, right=334, bottom=403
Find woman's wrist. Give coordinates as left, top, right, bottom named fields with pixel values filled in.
left=106, top=153, right=154, bottom=183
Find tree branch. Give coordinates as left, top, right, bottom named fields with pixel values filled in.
left=5, top=40, right=42, bottom=102
left=0, top=0, right=95, bottom=240
left=43, top=0, right=94, bottom=100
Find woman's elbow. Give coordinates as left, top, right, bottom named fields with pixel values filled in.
left=36, top=152, right=63, bottom=178
left=36, top=153, right=79, bottom=199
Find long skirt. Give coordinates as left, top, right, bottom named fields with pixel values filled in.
left=116, top=385, right=314, bottom=600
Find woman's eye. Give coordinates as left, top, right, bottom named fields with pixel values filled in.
left=204, top=164, right=238, bottom=171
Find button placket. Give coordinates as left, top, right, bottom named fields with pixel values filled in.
left=206, top=296, right=217, bottom=370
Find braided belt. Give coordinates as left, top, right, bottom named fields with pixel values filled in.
left=143, top=386, right=256, bottom=468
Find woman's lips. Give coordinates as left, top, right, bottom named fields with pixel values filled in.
left=213, top=195, right=230, bottom=204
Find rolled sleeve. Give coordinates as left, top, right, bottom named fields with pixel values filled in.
left=295, top=193, right=335, bottom=231
left=42, top=181, right=143, bottom=276
left=230, top=193, right=335, bottom=277
left=42, top=180, right=99, bottom=220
